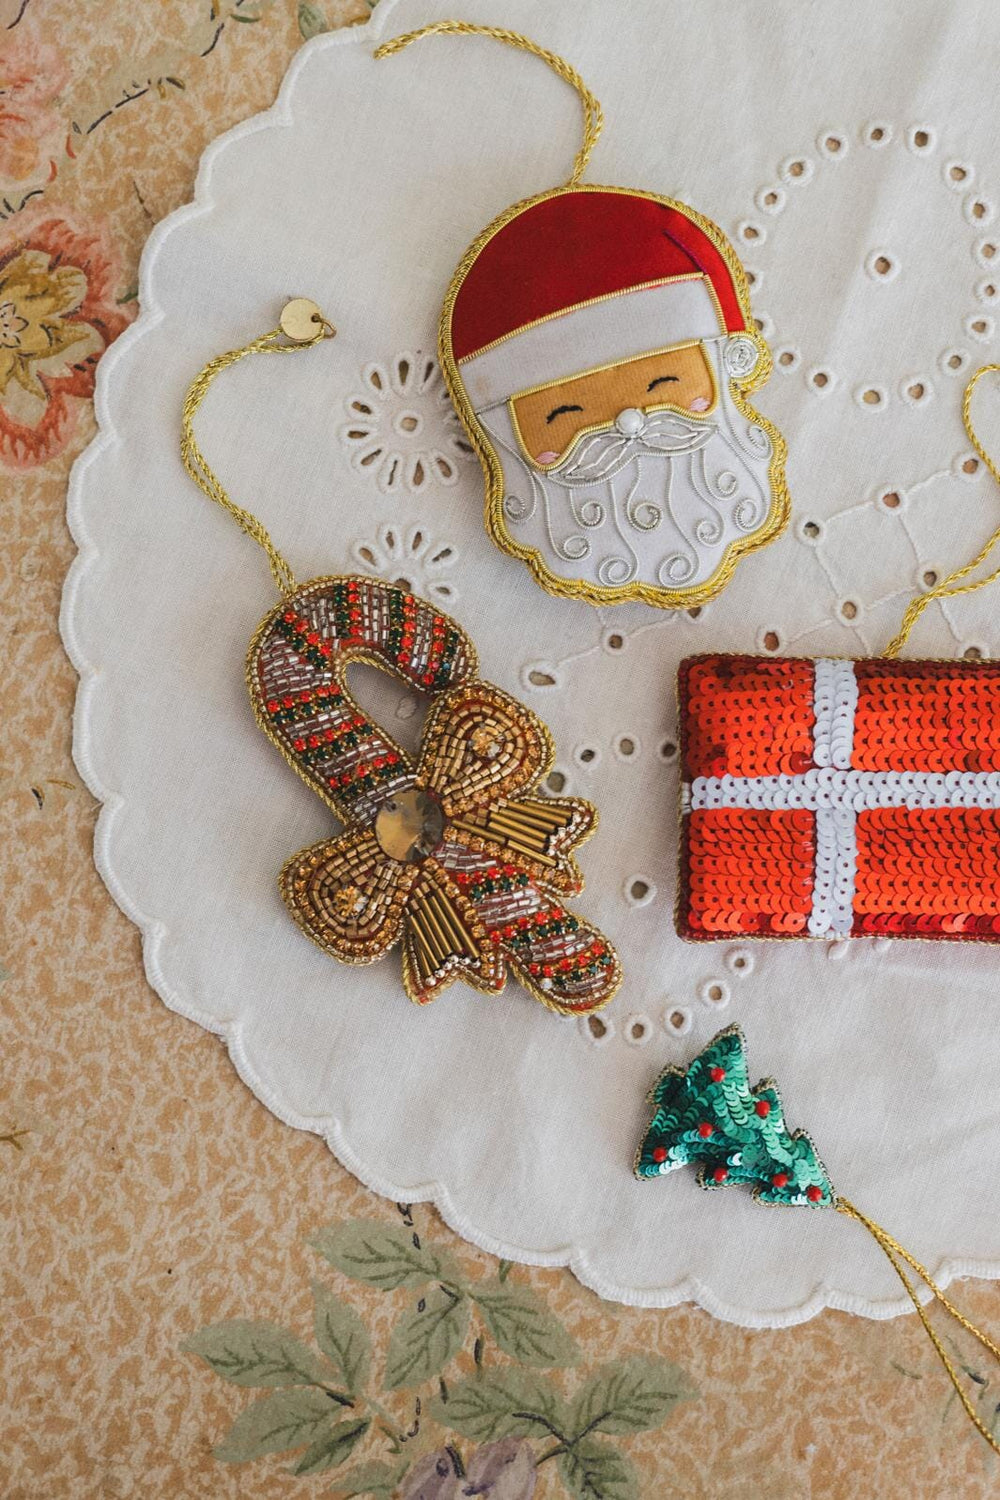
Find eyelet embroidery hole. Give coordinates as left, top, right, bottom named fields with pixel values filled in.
left=545, top=767, right=569, bottom=795
left=744, top=267, right=762, bottom=291
left=965, top=312, right=996, bottom=343
left=614, top=733, right=640, bottom=761
left=625, top=1014, right=652, bottom=1046
left=965, top=194, right=996, bottom=227
left=602, top=628, right=627, bottom=655
left=573, top=743, right=601, bottom=769
left=919, top=565, right=941, bottom=591
left=855, top=384, right=888, bottom=409
left=906, top=125, right=936, bottom=154
left=976, top=279, right=999, bottom=305
left=581, top=1012, right=613, bottom=1045
left=945, top=161, right=974, bottom=191
left=864, top=120, right=892, bottom=148
left=521, top=662, right=564, bottom=691
left=698, top=979, right=730, bottom=1009
left=725, top=947, right=754, bottom=977
left=976, top=239, right=998, bottom=267
left=393, top=409, right=423, bottom=437
left=839, top=599, right=861, bottom=622
left=900, top=377, right=933, bottom=407
left=797, top=518, right=824, bottom=544
left=779, top=155, right=815, bottom=186
left=775, top=346, right=800, bottom=374
left=808, top=366, right=836, bottom=395
left=760, top=628, right=781, bottom=653
left=685, top=604, right=707, bottom=621
left=940, top=348, right=969, bottom=377
left=877, top=486, right=907, bottom=513
left=624, top=876, right=656, bottom=908
left=659, top=737, right=678, bottom=763
left=954, top=452, right=982, bottom=480
left=664, top=1006, right=692, bottom=1037
left=963, top=643, right=988, bottom=662
left=752, top=311, right=774, bottom=340
left=817, top=129, right=848, bottom=160
left=755, top=185, right=786, bottom=216
left=865, top=250, right=899, bottom=283
left=737, top=220, right=765, bottom=245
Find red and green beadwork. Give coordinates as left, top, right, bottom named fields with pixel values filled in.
left=246, top=575, right=623, bottom=1014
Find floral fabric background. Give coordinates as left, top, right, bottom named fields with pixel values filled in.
left=2, top=2, right=1000, bottom=1495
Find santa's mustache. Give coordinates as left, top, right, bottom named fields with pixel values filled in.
left=552, top=411, right=717, bottom=486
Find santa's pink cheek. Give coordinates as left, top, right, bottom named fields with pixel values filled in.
left=535, top=450, right=560, bottom=464
left=689, top=397, right=710, bottom=412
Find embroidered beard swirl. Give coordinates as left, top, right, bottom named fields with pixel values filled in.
left=478, top=353, right=774, bottom=592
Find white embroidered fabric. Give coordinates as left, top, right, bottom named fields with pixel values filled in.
left=62, top=0, right=1000, bottom=1324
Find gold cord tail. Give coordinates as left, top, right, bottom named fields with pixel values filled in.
left=373, top=21, right=603, bottom=189
left=836, top=1196, right=1000, bottom=1455
left=180, top=300, right=335, bottom=598
left=885, top=363, right=1000, bottom=657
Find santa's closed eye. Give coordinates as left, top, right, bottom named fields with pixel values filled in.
left=647, top=374, right=680, bottom=392
left=546, top=403, right=584, bottom=423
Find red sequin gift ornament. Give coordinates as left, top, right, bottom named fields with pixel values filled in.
left=677, top=366, right=1000, bottom=944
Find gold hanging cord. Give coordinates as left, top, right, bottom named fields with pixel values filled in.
left=180, top=299, right=335, bottom=598
left=374, top=21, right=604, bottom=189
left=886, top=363, right=1000, bottom=656
left=836, top=1196, right=1000, bottom=1455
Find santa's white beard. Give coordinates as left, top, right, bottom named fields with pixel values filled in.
left=477, top=379, right=776, bottom=593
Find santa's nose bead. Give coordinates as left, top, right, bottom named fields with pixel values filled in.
left=615, top=407, right=645, bottom=437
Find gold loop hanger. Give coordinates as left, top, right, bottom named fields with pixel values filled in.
left=180, top=299, right=335, bottom=598
left=886, top=364, right=1000, bottom=657
left=837, top=1196, right=1000, bottom=1456
left=374, top=21, right=604, bottom=189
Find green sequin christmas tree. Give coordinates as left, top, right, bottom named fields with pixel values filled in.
left=634, top=1026, right=834, bottom=1207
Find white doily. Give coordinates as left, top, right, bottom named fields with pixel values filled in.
left=62, top=0, right=1000, bottom=1325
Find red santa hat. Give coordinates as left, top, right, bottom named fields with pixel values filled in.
left=447, top=188, right=750, bottom=412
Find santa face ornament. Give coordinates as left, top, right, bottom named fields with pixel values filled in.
left=440, top=186, right=789, bottom=608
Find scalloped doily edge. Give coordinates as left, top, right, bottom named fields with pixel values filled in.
left=57, top=0, right=1000, bottom=1326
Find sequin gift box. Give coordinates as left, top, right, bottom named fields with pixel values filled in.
left=677, top=654, right=1000, bottom=942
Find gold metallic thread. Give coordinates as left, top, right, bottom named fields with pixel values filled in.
left=837, top=1197, right=1000, bottom=1458
left=374, top=21, right=603, bottom=190
left=886, top=364, right=1000, bottom=657
left=180, top=308, right=334, bottom=597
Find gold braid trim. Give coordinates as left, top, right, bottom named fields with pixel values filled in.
left=885, top=364, right=1000, bottom=657
left=180, top=308, right=334, bottom=596
left=374, top=20, right=603, bottom=188
left=837, top=1196, right=1000, bottom=1456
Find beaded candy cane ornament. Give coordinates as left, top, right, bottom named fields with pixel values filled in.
left=376, top=24, right=790, bottom=611
left=182, top=304, right=622, bottom=1015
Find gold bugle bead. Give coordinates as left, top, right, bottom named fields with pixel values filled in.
left=418, top=898, right=454, bottom=963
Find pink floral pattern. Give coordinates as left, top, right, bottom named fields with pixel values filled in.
left=0, top=212, right=131, bottom=468
left=0, top=29, right=68, bottom=185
